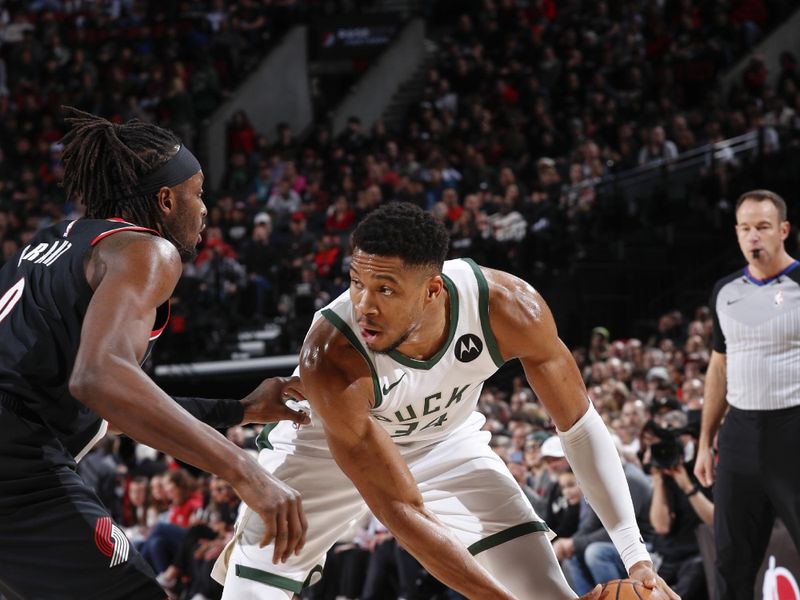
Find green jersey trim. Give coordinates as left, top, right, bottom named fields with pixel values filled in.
left=388, top=274, right=459, bottom=370
left=321, top=308, right=383, bottom=409
left=467, top=521, right=550, bottom=556
left=462, top=258, right=505, bottom=368
left=255, top=422, right=279, bottom=451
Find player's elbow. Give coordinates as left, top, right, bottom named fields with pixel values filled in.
left=68, top=368, right=104, bottom=408
left=373, top=498, right=427, bottom=533
left=70, top=351, right=134, bottom=407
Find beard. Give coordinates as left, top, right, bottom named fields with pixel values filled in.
left=179, top=245, right=198, bottom=261
left=166, top=229, right=198, bottom=260
left=372, top=327, right=413, bottom=355
left=176, top=240, right=199, bottom=261
left=161, top=220, right=199, bottom=261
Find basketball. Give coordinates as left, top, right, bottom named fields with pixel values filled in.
left=599, top=579, right=652, bottom=599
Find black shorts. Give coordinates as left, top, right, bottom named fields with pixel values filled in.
left=0, top=404, right=164, bottom=600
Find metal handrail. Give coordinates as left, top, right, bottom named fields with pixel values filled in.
left=560, top=128, right=771, bottom=198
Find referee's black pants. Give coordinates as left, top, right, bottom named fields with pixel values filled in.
left=714, top=404, right=800, bottom=600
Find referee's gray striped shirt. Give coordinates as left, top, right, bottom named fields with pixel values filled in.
left=711, top=261, right=800, bottom=411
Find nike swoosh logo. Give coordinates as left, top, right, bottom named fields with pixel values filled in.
left=726, top=298, right=744, bottom=305
left=382, top=372, right=406, bottom=395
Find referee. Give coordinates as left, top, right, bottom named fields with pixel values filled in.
left=695, top=189, right=800, bottom=600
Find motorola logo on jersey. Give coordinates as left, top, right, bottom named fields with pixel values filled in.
left=455, top=333, right=483, bottom=363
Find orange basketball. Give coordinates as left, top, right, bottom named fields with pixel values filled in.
left=599, top=579, right=653, bottom=600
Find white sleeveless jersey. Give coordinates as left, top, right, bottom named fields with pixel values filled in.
left=318, top=258, right=505, bottom=444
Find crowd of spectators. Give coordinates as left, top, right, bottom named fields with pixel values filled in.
left=164, top=0, right=800, bottom=356
left=1, top=2, right=800, bottom=596
left=188, top=0, right=800, bottom=355
left=2, top=1, right=800, bottom=358
left=0, top=0, right=314, bottom=151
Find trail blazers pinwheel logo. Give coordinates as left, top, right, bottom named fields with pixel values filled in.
left=763, top=556, right=800, bottom=600
left=455, top=333, right=483, bottom=363
left=94, top=516, right=129, bottom=567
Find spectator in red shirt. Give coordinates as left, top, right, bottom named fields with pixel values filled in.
left=141, top=469, right=203, bottom=579
left=325, top=195, right=356, bottom=235
left=314, top=232, right=343, bottom=280
left=165, top=469, right=204, bottom=528
left=442, top=187, right=463, bottom=224
left=227, top=110, right=256, bottom=155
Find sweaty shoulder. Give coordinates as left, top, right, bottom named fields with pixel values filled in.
left=481, top=265, right=558, bottom=361
left=86, top=230, right=182, bottom=294
left=299, top=316, right=374, bottom=413
left=483, top=267, right=543, bottom=320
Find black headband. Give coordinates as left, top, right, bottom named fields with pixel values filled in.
left=136, top=145, right=202, bottom=196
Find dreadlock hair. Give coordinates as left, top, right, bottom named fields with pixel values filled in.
left=351, top=202, right=450, bottom=272
left=60, top=106, right=181, bottom=233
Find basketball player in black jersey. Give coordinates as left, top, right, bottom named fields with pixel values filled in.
left=0, top=108, right=308, bottom=600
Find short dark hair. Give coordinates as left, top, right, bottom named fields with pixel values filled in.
left=352, top=202, right=450, bottom=271
left=735, top=189, right=787, bottom=221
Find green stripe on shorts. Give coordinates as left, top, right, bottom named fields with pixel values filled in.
left=467, top=521, right=550, bottom=556
left=235, top=564, right=303, bottom=592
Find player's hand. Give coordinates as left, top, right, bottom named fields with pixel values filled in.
left=231, top=470, right=308, bottom=563
left=693, top=443, right=715, bottom=487
left=629, top=560, right=681, bottom=600
left=240, top=376, right=310, bottom=426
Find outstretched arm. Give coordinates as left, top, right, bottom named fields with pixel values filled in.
left=172, top=377, right=310, bottom=428
left=299, top=320, right=515, bottom=600
left=70, top=233, right=306, bottom=561
left=482, top=267, right=677, bottom=599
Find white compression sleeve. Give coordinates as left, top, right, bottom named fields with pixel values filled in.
left=557, top=402, right=651, bottom=571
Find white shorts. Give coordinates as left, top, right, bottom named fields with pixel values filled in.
left=213, top=413, right=552, bottom=596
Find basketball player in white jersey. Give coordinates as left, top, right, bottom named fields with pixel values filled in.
left=215, top=203, right=678, bottom=599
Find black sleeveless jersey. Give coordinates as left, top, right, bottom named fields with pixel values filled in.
left=0, top=218, right=170, bottom=460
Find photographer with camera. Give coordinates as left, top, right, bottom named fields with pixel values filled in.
left=644, top=412, right=713, bottom=600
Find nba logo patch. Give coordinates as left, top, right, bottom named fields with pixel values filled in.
left=775, top=291, right=784, bottom=307
left=94, top=516, right=130, bottom=567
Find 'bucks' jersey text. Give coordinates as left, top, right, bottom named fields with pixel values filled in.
left=321, top=258, right=505, bottom=444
